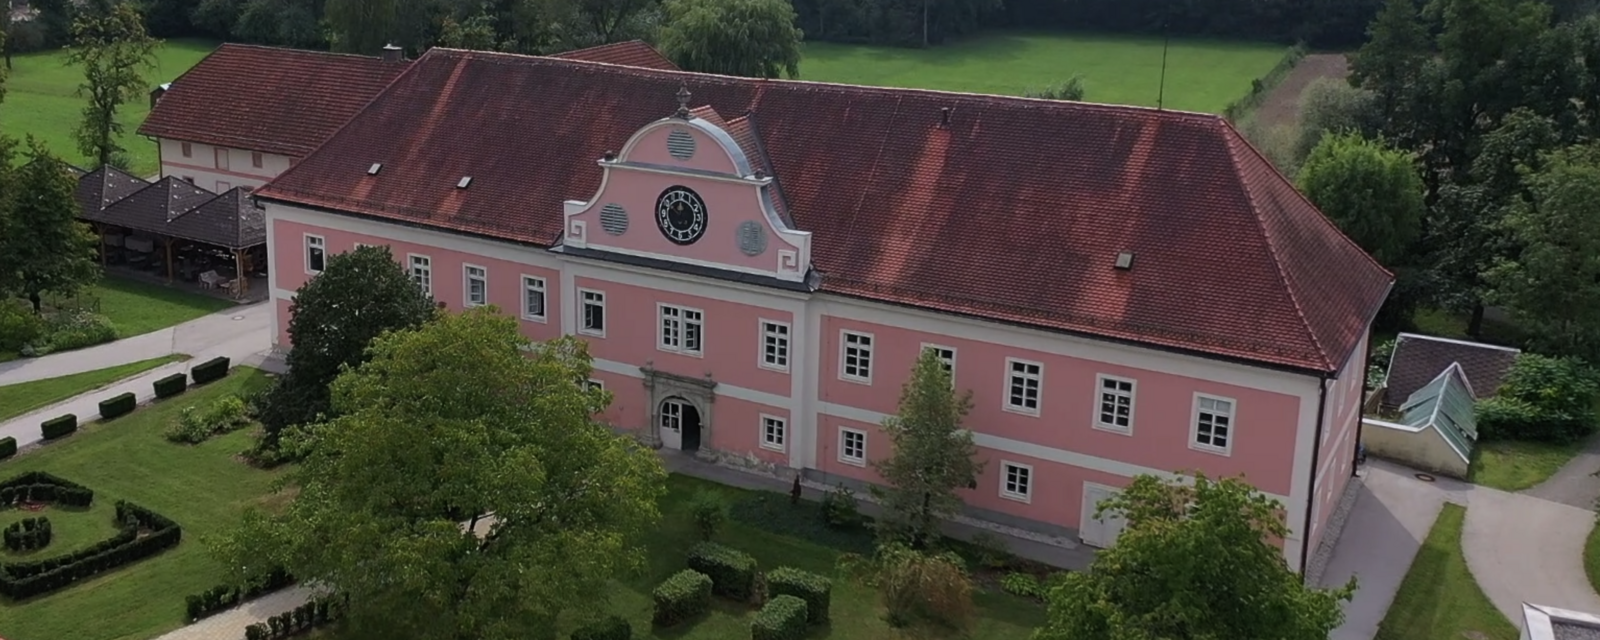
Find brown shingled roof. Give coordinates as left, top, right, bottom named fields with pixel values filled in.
left=549, top=40, right=678, bottom=71
left=74, top=165, right=149, bottom=215
left=1383, top=333, right=1521, bottom=409
left=254, top=49, right=1394, bottom=373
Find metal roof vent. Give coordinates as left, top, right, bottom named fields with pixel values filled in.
left=367, top=163, right=382, bottom=175
left=1114, top=251, right=1135, bottom=270
left=457, top=176, right=472, bottom=189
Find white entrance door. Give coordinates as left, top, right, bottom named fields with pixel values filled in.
left=1079, top=483, right=1129, bottom=549
left=660, top=399, right=687, bottom=450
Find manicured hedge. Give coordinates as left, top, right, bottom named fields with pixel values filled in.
left=0, top=436, right=15, bottom=460
left=0, top=472, right=94, bottom=507
left=243, top=593, right=344, bottom=640
left=153, top=373, right=188, bottom=399
left=687, top=541, right=757, bottom=601
left=190, top=356, right=231, bottom=385
left=751, top=595, right=808, bottom=640
left=184, top=567, right=295, bottom=621
left=98, top=392, right=137, bottom=420
left=0, top=499, right=181, bottom=600
left=2, top=517, right=51, bottom=552
left=572, top=614, right=632, bottom=640
left=652, top=569, right=712, bottom=627
left=766, top=567, right=831, bottom=624
left=40, top=414, right=77, bottom=440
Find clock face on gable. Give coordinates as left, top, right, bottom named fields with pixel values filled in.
left=656, top=186, right=708, bottom=245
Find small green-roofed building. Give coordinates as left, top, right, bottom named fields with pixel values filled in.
left=1363, top=361, right=1479, bottom=478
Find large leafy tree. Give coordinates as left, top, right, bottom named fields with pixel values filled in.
left=0, top=139, right=99, bottom=312
left=658, top=0, right=802, bottom=79
left=872, top=348, right=982, bottom=549
left=1298, top=131, right=1425, bottom=266
left=1035, top=474, right=1356, bottom=640
left=216, top=309, right=668, bottom=640
left=66, top=1, right=156, bottom=169
left=1348, top=0, right=1428, bottom=122
left=255, top=245, right=435, bottom=452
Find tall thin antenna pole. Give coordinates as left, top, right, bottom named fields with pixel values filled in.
left=1157, top=12, right=1171, bottom=110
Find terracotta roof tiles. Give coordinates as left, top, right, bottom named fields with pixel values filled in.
left=549, top=40, right=678, bottom=71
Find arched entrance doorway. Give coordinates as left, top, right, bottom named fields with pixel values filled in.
left=659, top=397, right=703, bottom=452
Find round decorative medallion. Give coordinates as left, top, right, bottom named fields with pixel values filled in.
left=666, top=129, right=696, bottom=160
left=656, top=186, right=708, bottom=245
left=736, top=220, right=767, bottom=256
left=599, top=203, right=629, bottom=236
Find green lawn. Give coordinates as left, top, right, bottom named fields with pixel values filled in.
left=800, top=31, right=1289, bottom=113
left=0, top=355, right=179, bottom=421
left=0, top=368, right=284, bottom=640
left=0, top=39, right=218, bottom=176
left=1374, top=504, right=1518, bottom=640
left=0, top=501, right=123, bottom=560
left=1469, top=440, right=1584, bottom=491
left=92, top=276, right=236, bottom=338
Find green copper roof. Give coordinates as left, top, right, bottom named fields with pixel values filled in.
left=1398, top=363, right=1478, bottom=461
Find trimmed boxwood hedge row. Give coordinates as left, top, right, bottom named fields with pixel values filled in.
left=40, top=414, right=77, bottom=440
left=98, top=392, right=136, bottom=420
left=0, top=436, right=15, bottom=460
left=184, top=566, right=295, bottom=621
left=751, top=594, right=808, bottom=640
left=766, top=567, right=831, bottom=624
left=0, top=472, right=94, bottom=507
left=2, top=517, right=51, bottom=552
left=686, top=541, right=757, bottom=601
left=652, top=569, right=712, bottom=627
left=190, top=357, right=230, bottom=385
left=153, top=373, right=188, bottom=399
left=571, top=614, right=632, bottom=640
left=0, top=499, right=181, bottom=600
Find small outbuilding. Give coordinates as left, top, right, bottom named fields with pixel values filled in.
left=1362, top=333, right=1520, bottom=479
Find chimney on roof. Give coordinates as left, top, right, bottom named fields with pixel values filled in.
left=381, top=43, right=403, bottom=63
left=939, top=107, right=951, bottom=129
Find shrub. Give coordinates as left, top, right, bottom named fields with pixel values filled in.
left=1477, top=354, right=1600, bottom=444
left=164, top=396, right=253, bottom=444
left=967, top=531, right=1012, bottom=570
left=190, top=356, right=231, bottom=385
left=98, top=392, right=137, bottom=420
left=3, top=517, right=52, bottom=551
left=0, top=436, right=16, bottom=460
left=688, top=489, right=730, bottom=541
left=687, top=541, right=757, bottom=601
left=0, top=498, right=181, bottom=600
left=652, top=569, right=712, bottom=626
left=766, top=566, right=831, bottom=624
left=820, top=483, right=861, bottom=530
left=840, top=543, right=974, bottom=630
left=42, top=311, right=117, bottom=352
left=750, top=594, right=808, bottom=640
left=0, top=300, right=45, bottom=352
left=153, top=373, right=188, bottom=398
left=571, top=615, right=632, bottom=640
left=40, top=414, right=77, bottom=440
left=1000, top=572, right=1042, bottom=600
left=1023, top=76, right=1086, bottom=101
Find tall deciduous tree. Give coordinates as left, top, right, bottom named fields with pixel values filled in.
left=871, top=348, right=982, bottom=548
left=66, top=2, right=156, bottom=169
left=1034, top=474, right=1356, bottom=640
left=1486, top=143, right=1600, bottom=360
left=254, top=245, right=436, bottom=453
left=324, top=0, right=397, bottom=53
left=0, top=139, right=99, bottom=312
left=659, top=0, right=802, bottom=79
left=1297, top=131, right=1426, bottom=266
left=1348, top=0, right=1428, bottom=122
left=216, top=309, right=668, bottom=640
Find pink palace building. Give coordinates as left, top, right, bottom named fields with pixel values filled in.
left=176, top=43, right=1392, bottom=575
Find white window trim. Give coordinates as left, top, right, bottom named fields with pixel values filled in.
left=585, top=378, right=604, bottom=392
left=839, top=330, right=874, bottom=385
left=1093, top=374, right=1137, bottom=435
left=759, top=319, right=791, bottom=373
left=656, top=303, right=705, bottom=357
left=520, top=275, right=548, bottom=323
left=760, top=414, right=787, bottom=452
left=180, top=142, right=192, bottom=158
left=1003, top=357, right=1044, bottom=417
left=921, top=343, right=957, bottom=387
left=407, top=254, right=432, bottom=296
left=1000, top=460, right=1033, bottom=503
left=1190, top=393, right=1237, bottom=456
left=303, top=234, right=325, bottom=275
left=251, top=151, right=264, bottom=168
left=578, top=288, right=606, bottom=338
left=463, top=264, right=488, bottom=308
left=838, top=427, right=867, bottom=467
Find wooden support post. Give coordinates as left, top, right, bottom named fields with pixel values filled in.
left=164, top=238, right=175, bottom=283
left=234, top=249, right=246, bottom=296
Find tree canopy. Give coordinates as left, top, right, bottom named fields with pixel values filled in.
left=872, top=347, right=982, bottom=548
left=658, top=0, right=803, bottom=79
left=67, top=1, right=157, bottom=169
left=1297, top=131, right=1426, bottom=266
left=0, top=138, right=99, bottom=312
left=217, top=308, right=668, bottom=640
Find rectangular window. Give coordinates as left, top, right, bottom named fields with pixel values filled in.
left=180, top=142, right=192, bottom=158
left=216, top=181, right=231, bottom=192
left=464, top=265, right=487, bottom=307
left=579, top=289, right=606, bottom=336
left=214, top=148, right=229, bottom=170
left=840, top=331, right=874, bottom=383
left=839, top=428, right=866, bottom=466
left=922, top=344, right=956, bottom=383
left=408, top=254, right=432, bottom=296
left=1193, top=395, right=1235, bottom=454
left=1005, top=358, right=1043, bottom=415
left=585, top=379, right=604, bottom=392
left=251, top=151, right=264, bottom=168
left=760, top=320, right=790, bottom=371
left=304, top=235, right=325, bottom=274
left=761, top=415, right=786, bottom=452
left=659, top=305, right=705, bottom=355
left=1095, top=375, right=1136, bottom=433
left=520, top=275, right=547, bottom=321
left=1001, top=462, right=1032, bottom=502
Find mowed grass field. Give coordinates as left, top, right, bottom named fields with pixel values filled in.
left=0, top=38, right=217, bottom=176
left=801, top=31, right=1288, bottom=113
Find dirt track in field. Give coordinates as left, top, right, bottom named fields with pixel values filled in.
left=1252, top=54, right=1351, bottom=130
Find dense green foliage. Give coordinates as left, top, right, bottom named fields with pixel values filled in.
left=183, top=567, right=294, bottom=621
left=570, top=615, right=632, bottom=640
left=687, top=489, right=730, bottom=540
left=659, top=0, right=802, bottom=78
left=163, top=395, right=251, bottom=443
left=750, top=594, right=808, bottom=640
left=190, top=356, right=230, bottom=384
left=1298, top=132, right=1426, bottom=266
left=872, top=347, right=982, bottom=548
left=839, top=542, right=976, bottom=630
left=66, top=2, right=157, bottom=169
left=652, top=569, right=713, bottom=626
left=0, top=497, right=181, bottom=600
left=39, top=413, right=78, bottom=439
left=153, top=372, right=188, bottom=398
left=0, top=437, right=15, bottom=460
left=97, top=391, right=136, bottom=419
left=765, top=566, right=831, bottom=624
left=686, top=541, right=758, bottom=600
left=0, top=138, right=98, bottom=314
left=1476, top=354, right=1600, bottom=443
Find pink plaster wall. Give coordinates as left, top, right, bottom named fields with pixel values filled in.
left=1309, top=333, right=1368, bottom=550
left=626, top=123, right=743, bottom=175
left=818, top=316, right=1303, bottom=495
left=709, top=397, right=791, bottom=467
left=597, top=368, right=648, bottom=432
left=571, top=276, right=792, bottom=398
left=274, top=298, right=292, bottom=347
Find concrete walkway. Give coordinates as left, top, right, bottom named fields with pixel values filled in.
left=152, top=586, right=315, bottom=640
left=1461, top=486, right=1600, bottom=623
left=1523, top=433, right=1600, bottom=509
left=0, top=303, right=274, bottom=450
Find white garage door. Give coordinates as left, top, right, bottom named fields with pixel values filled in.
left=1080, top=483, right=1129, bottom=549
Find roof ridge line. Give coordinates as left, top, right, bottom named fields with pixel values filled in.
left=1396, top=331, right=1523, bottom=353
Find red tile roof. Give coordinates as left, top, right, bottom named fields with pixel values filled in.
left=254, top=49, right=1393, bottom=373
left=549, top=40, right=678, bottom=71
